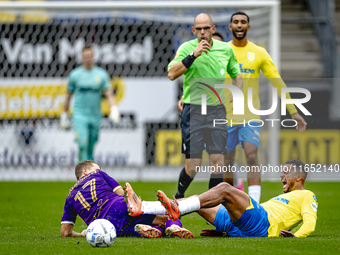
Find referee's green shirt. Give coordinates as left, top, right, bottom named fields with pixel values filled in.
left=168, top=38, right=240, bottom=106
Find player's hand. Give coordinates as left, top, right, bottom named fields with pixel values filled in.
left=81, top=229, right=87, bottom=237
left=193, top=40, right=211, bottom=57
left=229, top=94, right=233, bottom=102
left=178, top=98, right=184, bottom=113
left=291, top=112, right=307, bottom=132
left=280, top=230, right=296, bottom=237
left=200, top=229, right=227, bottom=237
left=60, top=111, right=71, bottom=130
left=109, top=105, right=120, bottom=124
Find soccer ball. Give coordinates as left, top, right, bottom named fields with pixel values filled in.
left=86, top=219, right=117, bottom=247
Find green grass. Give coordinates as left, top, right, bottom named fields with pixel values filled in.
left=1, top=181, right=340, bottom=254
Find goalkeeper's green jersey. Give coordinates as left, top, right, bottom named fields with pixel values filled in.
left=67, top=66, right=110, bottom=122
left=168, top=38, right=240, bottom=106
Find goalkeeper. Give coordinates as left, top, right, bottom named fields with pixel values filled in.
left=60, top=45, right=120, bottom=162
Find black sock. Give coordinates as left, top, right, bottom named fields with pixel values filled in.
left=209, top=173, right=224, bottom=189
left=175, top=167, right=193, bottom=198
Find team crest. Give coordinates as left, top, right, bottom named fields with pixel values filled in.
left=247, top=52, right=255, bottom=62
left=95, top=76, right=101, bottom=83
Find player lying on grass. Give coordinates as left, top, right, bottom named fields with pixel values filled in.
left=126, top=160, right=318, bottom=237
left=60, top=160, right=194, bottom=239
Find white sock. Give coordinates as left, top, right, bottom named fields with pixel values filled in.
left=141, top=201, right=166, bottom=215
left=178, top=196, right=200, bottom=215
left=248, top=185, right=261, bottom=204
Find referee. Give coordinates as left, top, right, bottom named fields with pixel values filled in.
left=168, top=13, right=242, bottom=198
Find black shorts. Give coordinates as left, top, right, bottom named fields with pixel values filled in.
left=181, top=104, right=228, bottom=156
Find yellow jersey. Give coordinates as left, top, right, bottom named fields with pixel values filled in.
left=225, top=41, right=297, bottom=125
left=261, top=189, right=318, bottom=237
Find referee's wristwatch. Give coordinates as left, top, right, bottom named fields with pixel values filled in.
left=189, top=51, right=196, bottom=59
left=182, top=51, right=197, bottom=68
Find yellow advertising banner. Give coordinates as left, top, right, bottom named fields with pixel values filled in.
left=280, top=130, right=340, bottom=165
left=155, top=130, right=183, bottom=166
left=0, top=84, right=66, bottom=119
left=155, top=129, right=340, bottom=166
left=0, top=77, right=124, bottom=119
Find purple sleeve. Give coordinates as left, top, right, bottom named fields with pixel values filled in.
left=98, top=170, right=121, bottom=192
left=61, top=199, right=77, bottom=224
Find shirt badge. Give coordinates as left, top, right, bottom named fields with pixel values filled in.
left=247, top=52, right=255, bottom=62
left=174, top=50, right=180, bottom=59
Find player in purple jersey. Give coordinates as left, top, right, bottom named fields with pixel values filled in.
left=60, top=160, right=194, bottom=238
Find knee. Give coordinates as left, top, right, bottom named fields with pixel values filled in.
left=215, top=182, right=234, bottom=202
left=209, top=154, right=224, bottom=166
left=246, top=152, right=258, bottom=166
left=215, top=182, right=232, bottom=193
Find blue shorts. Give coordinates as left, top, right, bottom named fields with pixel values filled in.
left=227, top=122, right=261, bottom=152
left=214, top=197, right=269, bottom=237
left=104, top=199, right=155, bottom=237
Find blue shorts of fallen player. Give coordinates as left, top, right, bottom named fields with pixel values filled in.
left=226, top=122, right=261, bottom=152
left=214, top=197, right=270, bottom=237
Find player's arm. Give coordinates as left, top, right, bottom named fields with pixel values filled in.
left=261, top=49, right=307, bottom=131
left=178, top=95, right=184, bottom=113
left=63, top=92, right=73, bottom=112
left=229, top=74, right=243, bottom=102
left=168, top=40, right=211, bottom=81
left=114, top=186, right=124, bottom=196
left=60, top=73, right=75, bottom=129
left=281, top=213, right=316, bottom=238
left=232, top=74, right=243, bottom=89
left=282, top=192, right=318, bottom=237
left=227, top=47, right=242, bottom=102
left=103, top=73, right=120, bottom=124
left=60, top=223, right=86, bottom=237
left=61, top=200, right=86, bottom=237
left=104, top=89, right=115, bottom=108
left=99, top=170, right=123, bottom=195
left=294, top=213, right=317, bottom=237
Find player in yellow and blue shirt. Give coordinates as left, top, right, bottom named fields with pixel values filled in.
left=223, top=12, right=308, bottom=204
left=154, top=159, right=317, bottom=238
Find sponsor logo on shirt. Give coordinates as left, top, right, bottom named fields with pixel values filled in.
left=79, top=87, right=100, bottom=93
left=239, top=63, right=255, bottom=74
left=272, top=196, right=290, bottom=205
left=95, top=76, right=101, bottom=83
left=311, top=202, right=318, bottom=212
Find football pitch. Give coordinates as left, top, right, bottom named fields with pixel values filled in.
left=1, top=181, right=339, bottom=254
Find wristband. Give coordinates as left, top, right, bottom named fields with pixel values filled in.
left=182, top=52, right=196, bottom=69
